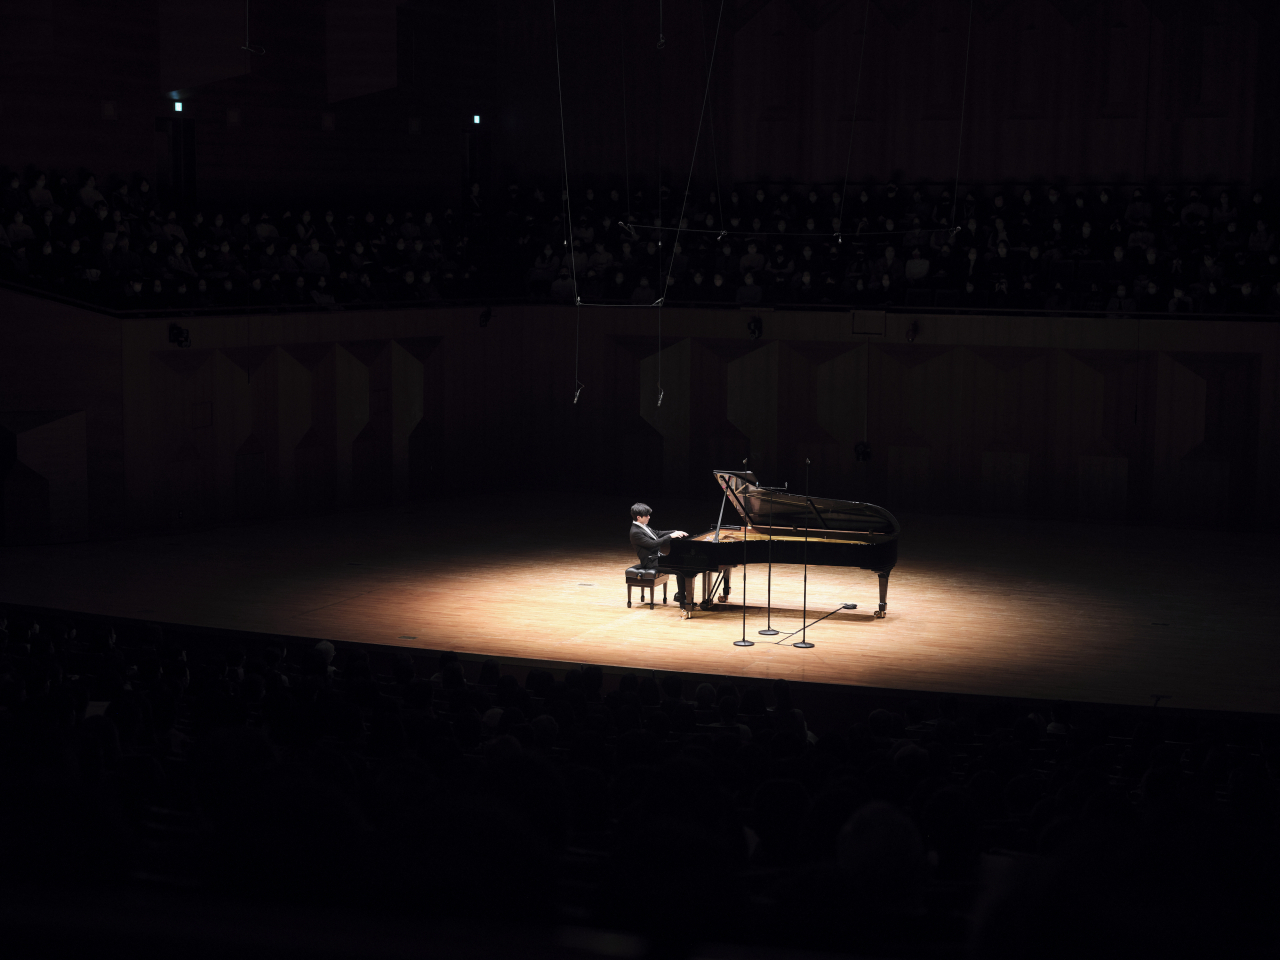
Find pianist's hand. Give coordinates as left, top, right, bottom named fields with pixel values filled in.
left=673, top=531, right=688, bottom=538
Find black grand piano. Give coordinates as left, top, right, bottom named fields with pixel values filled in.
left=663, top=470, right=900, bottom=619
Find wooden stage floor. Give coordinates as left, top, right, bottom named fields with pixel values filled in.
left=1, top=497, right=1277, bottom=714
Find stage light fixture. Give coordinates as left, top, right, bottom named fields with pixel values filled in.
left=174, top=101, right=183, bottom=112
left=473, top=114, right=480, bottom=124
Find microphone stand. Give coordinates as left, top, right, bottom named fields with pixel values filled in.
left=734, top=461, right=754, bottom=647
left=758, top=483, right=779, bottom=637
left=794, top=458, right=814, bottom=648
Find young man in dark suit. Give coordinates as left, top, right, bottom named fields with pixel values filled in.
left=629, top=502, right=690, bottom=604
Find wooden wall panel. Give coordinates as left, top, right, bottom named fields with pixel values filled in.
left=2, top=289, right=1278, bottom=539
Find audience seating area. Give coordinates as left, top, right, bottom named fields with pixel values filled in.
left=1, top=604, right=1275, bottom=956
left=4, top=167, right=1280, bottom=317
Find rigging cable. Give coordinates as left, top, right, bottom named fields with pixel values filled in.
left=661, top=0, right=725, bottom=306
left=657, top=0, right=725, bottom=407
left=621, top=11, right=632, bottom=222
left=948, top=0, right=977, bottom=231
left=550, top=0, right=581, bottom=399
left=699, top=0, right=726, bottom=230
left=836, top=0, right=871, bottom=234
left=656, top=0, right=665, bottom=405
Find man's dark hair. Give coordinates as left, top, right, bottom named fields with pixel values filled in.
left=630, top=502, right=653, bottom=520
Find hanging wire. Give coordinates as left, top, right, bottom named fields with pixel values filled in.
left=241, top=0, right=266, bottom=55
left=699, top=0, right=726, bottom=230
left=621, top=11, right=632, bottom=222
left=836, top=0, right=871, bottom=234
left=948, top=0, right=977, bottom=231
left=573, top=302, right=583, bottom=402
left=550, top=0, right=580, bottom=400
left=661, top=0, right=725, bottom=305
left=656, top=0, right=665, bottom=406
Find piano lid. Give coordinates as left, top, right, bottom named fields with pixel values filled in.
left=713, top=469, right=900, bottom=542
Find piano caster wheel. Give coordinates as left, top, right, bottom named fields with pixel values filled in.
left=718, top=595, right=728, bottom=603
left=873, top=610, right=886, bottom=619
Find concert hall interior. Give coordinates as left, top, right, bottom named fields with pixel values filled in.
left=3, top=1, right=1280, bottom=958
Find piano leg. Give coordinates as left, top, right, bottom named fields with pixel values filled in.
left=874, top=571, right=889, bottom=618
left=720, top=566, right=732, bottom=603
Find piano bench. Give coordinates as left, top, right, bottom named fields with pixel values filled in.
left=625, top=566, right=669, bottom=609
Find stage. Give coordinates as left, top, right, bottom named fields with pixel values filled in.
left=1, top=497, right=1276, bottom=714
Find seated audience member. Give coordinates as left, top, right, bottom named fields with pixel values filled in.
left=551, top=267, right=576, bottom=302
left=1232, top=280, right=1262, bottom=314
left=78, top=174, right=105, bottom=209
left=1105, top=245, right=1132, bottom=287
left=390, top=269, right=421, bottom=301
left=904, top=248, right=930, bottom=284
left=629, top=275, right=655, bottom=305
left=580, top=268, right=604, bottom=302
left=1106, top=284, right=1136, bottom=317
left=1181, top=189, right=1210, bottom=225
left=587, top=241, right=613, bottom=275
left=302, top=238, right=330, bottom=275
left=1211, top=191, right=1237, bottom=228
left=739, top=241, right=765, bottom=276
left=875, top=273, right=902, bottom=305
left=7, top=211, right=35, bottom=244
left=1198, top=279, right=1224, bottom=313
left=1127, top=221, right=1155, bottom=251
left=1044, top=281, right=1070, bottom=310
left=606, top=270, right=629, bottom=302
left=418, top=270, right=441, bottom=302
left=245, top=276, right=271, bottom=306
left=311, top=275, right=336, bottom=305
left=874, top=245, right=904, bottom=281
left=791, top=270, right=817, bottom=302
left=288, top=274, right=311, bottom=305
left=1248, top=220, right=1272, bottom=257
left=735, top=272, right=762, bottom=304
left=1137, top=280, right=1164, bottom=313
left=280, top=243, right=304, bottom=275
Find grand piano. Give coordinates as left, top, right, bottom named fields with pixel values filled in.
left=663, top=470, right=900, bottom=619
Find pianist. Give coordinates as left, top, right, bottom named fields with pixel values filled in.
left=629, top=503, right=690, bottom=603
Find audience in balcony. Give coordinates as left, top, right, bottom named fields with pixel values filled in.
left=2, top=165, right=1279, bottom=316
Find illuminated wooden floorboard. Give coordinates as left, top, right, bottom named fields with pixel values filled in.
left=1, top=499, right=1276, bottom=713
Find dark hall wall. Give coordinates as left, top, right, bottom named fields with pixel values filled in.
left=3, top=1, right=1278, bottom=208
left=0, top=287, right=1276, bottom=542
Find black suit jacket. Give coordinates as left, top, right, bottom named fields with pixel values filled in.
left=629, top=522, right=676, bottom=567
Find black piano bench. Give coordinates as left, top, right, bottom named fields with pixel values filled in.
left=625, top=566, right=669, bottom=609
